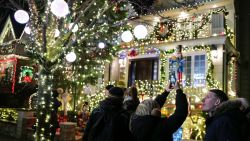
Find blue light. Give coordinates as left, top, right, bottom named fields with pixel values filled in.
left=173, top=127, right=183, bottom=141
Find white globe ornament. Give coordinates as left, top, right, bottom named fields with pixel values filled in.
left=133, top=25, right=148, bottom=39
left=66, top=52, right=76, bottom=62
left=55, top=29, right=60, bottom=37
left=121, top=30, right=133, bottom=42
left=69, top=23, right=78, bottom=32
left=51, top=0, right=69, bottom=18
left=14, top=10, right=29, bottom=24
left=98, top=42, right=105, bottom=49
left=24, top=26, right=31, bottom=34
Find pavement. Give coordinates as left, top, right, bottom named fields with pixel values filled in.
left=0, top=134, right=21, bottom=141
left=0, top=133, right=83, bottom=141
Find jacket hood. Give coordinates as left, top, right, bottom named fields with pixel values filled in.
left=211, top=99, right=242, bottom=117
left=99, top=97, right=124, bottom=113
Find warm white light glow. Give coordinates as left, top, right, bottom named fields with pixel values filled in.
left=51, top=0, right=69, bottom=17
left=24, top=26, right=31, bottom=34
left=54, top=29, right=60, bottom=37
left=66, top=52, right=76, bottom=62
left=133, top=25, right=148, bottom=39
left=98, top=42, right=105, bottom=49
left=121, top=30, right=133, bottom=42
left=69, top=23, right=78, bottom=32
left=14, top=10, right=29, bottom=24
left=211, top=50, right=218, bottom=59
left=179, top=12, right=188, bottom=19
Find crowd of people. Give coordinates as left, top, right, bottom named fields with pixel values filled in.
left=50, top=82, right=250, bottom=141
left=80, top=82, right=250, bottom=141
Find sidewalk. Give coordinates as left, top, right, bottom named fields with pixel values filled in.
left=0, top=134, right=21, bottom=141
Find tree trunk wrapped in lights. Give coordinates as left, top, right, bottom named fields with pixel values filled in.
left=36, top=68, right=54, bottom=140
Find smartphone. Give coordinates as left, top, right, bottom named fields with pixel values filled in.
left=169, top=73, right=176, bottom=88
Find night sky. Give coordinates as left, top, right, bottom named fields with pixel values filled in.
left=0, top=0, right=156, bottom=39
left=0, top=1, right=28, bottom=39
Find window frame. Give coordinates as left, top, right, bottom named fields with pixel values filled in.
left=181, top=51, right=207, bottom=87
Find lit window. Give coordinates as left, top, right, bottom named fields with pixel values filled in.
left=180, top=54, right=206, bottom=87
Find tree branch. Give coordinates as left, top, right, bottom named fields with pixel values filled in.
left=9, top=0, right=23, bottom=10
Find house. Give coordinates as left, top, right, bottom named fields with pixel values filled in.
left=104, top=0, right=237, bottom=139
left=0, top=16, right=37, bottom=107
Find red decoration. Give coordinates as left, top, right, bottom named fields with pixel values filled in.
left=160, top=23, right=164, bottom=33
left=128, top=49, right=138, bottom=57
left=22, top=75, right=32, bottom=83
left=0, top=58, right=17, bottom=93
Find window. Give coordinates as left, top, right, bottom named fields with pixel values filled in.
left=128, top=58, right=159, bottom=86
left=183, top=56, right=192, bottom=86
left=193, top=55, right=206, bottom=87
left=212, top=13, right=224, bottom=35
left=177, top=54, right=206, bottom=87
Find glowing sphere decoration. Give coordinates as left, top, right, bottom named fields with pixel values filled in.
left=98, top=42, right=105, bottom=49
left=51, top=0, right=69, bottom=17
left=14, top=10, right=29, bottom=24
left=121, top=30, right=133, bottom=42
left=66, top=52, right=76, bottom=62
left=69, top=23, right=78, bottom=32
left=133, top=24, right=148, bottom=39
left=54, top=29, right=60, bottom=37
left=24, top=26, right=31, bottom=34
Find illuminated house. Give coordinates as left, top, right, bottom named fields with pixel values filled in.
left=104, top=0, right=238, bottom=139
left=0, top=16, right=35, bottom=95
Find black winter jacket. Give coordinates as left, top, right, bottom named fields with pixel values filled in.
left=130, top=89, right=188, bottom=141
left=83, top=97, right=134, bottom=141
left=205, top=99, right=249, bottom=141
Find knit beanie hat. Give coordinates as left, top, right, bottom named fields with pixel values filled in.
left=210, top=89, right=229, bottom=102
left=108, top=87, right=124, bottom=98
left=105, top=85, right=114, bottom=91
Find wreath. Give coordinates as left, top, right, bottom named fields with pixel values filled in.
left=154, top=21, right=175, bottom=41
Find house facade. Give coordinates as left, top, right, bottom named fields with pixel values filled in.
left=0, top=16, right=34, bottom=94
left=104, top=0, right=237, bottom=139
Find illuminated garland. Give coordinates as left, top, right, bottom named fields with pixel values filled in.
left=160, top=49, right=175, bottom=81
left=0, top=108, right=18, bottom=122
left=0, top=40, right=20, bottom=54
left=227, top=58, right=236, bottom=97
left=123, top=8, right=232, bottom=48
left=205, top=48, right=221, bottom=89
left=19, top=66, right=34, bottom=83
left=154, top=8, right=228, bottom=42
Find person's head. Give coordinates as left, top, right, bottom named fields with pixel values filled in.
left=108, top=87, right=124, bottom=99
left=105, top=84, right=114, bottom=95
left=202, top=89, right=229, bottom=113
left=124, top=87, right=138, bottom=98
left=135, top=99, right=160, bottom=116
left=56, top=88, right=64, bottom=94
left=52, top=89, right=59, bottom=98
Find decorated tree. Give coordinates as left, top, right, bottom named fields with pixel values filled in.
left=0, top=0, right=139, bottom=140
left=29, top=0, right=134, bottom=140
